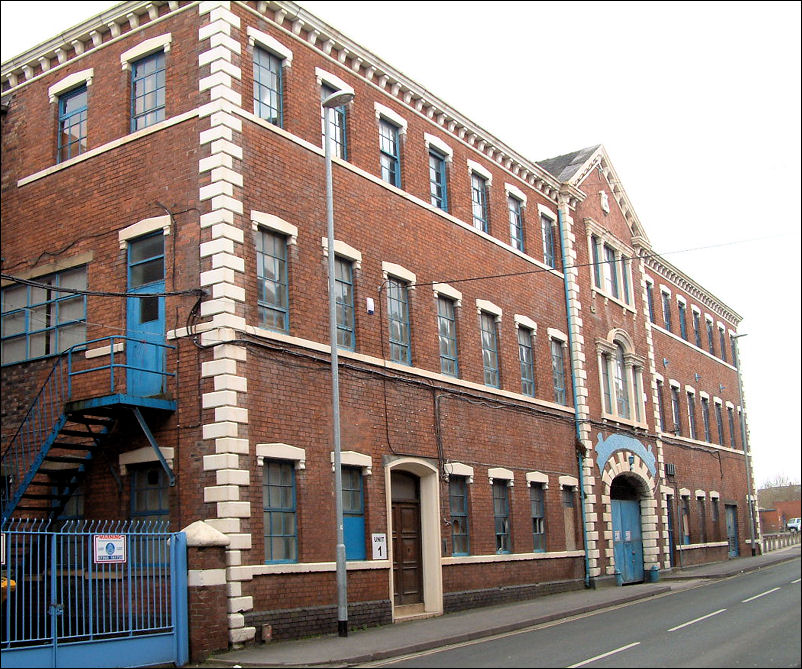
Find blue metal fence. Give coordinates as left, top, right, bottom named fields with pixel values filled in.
left=1, top=519, right=187, bottom=668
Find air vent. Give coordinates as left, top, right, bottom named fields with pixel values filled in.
left=665, top=463, right=676, bottom=477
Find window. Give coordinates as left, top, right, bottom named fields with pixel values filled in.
left=631, top=366, right=642, bottom=422
left=256, top=229, right=289, bottom=332
left=379, top=120, right=401, bottom=187
left=131, top=50, right=166, bottom=131
left=541, top=215, right=555, bottom=267
left=592, top=237, right=603, bottom=290
left=681, top=497, right=691, bottom=544
left=728, top=407, right=738, bottom=448
left=517, top=327, right=535, bottom=397
left=551, top=338, right=567, bottom=405
left=706, top=319, right=715, bottom=354
left=429, top=149, right=448, bottom=212
left=1, top=266, right=87, bottom=365
left=693, top=310, right=702, bottom=348
left=662, top=291, right=672, bottom=332
left=702, top=396, right=712, bottom=442
left=697, top=497, right=707, bottom=543
left=715, top=402, right=725, bottom=445
left=449, top=476, right=470, bottom=555
left=599, top=339, right=643, bottom=422
left=130, top=465, right=169, bottom=566
left=603, top=245, right=619, bottom=298
left=678, top=301, right=688, bottom=340
left=711, top=498, right=720, bottom=537
left=530, top=483, right=546, bottom=552
left=492, top=480, right=511, bottom=554
left=437, top=297, right=459, bottom=377
left=601, top=353, right=613, bottom=413
left=480, top=312, right=500, bottom=388
left=718, top=327, right=727, bottom=362
left=730, top=334, right=739, bottom=367
left=57, top=85, right=88, bottom=162
left=614, top=344, right=631, bottom=419
left=263, top=459, right=297, bottom=563
left=656, top=380, right=666, bottom=432
left=387, top=277, right=411, bottom=364
left=335, top=257, right=355, bottom=350
left=562, top=486, right=577, bottom=550
left=321, top=84, right=348, bottom=159
left=509, top=197, right=525, bottom=251
left=253, top=47, right=283, bottom=126
left=646, top=281, right=656, bottom=323
left=470, top=173, right=489, bottom=232
left=687, top=392, right=697, bottom=440
left=620, top=257, right=631, bottom=304
left=670, top=385, right=682, bottom=435
left=342, top=466, right=365, bottom=560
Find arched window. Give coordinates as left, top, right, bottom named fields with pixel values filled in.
left=614, top=343, right=630, bottom=419
left=597, top=331, right=645, bottom=424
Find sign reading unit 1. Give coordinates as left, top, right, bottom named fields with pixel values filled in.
left=371, top=533, right=387, bottom=560
left=93, top=534, right=127, bottom=564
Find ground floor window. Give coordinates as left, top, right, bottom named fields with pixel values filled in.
left=263, top=459, right=297, bottom=563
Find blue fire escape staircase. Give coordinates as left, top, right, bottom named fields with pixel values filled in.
left=1, top=336, right=177, bottom=523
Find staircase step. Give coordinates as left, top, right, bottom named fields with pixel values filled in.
left=59, top=428, right=96, bottom=437
left=51, top=442, right=98, bottom=450
left=44, top=455, right=90, bottom=465
left=71, top=416, right=114, bottom=426
left=21, top=493, right=60, bottom=501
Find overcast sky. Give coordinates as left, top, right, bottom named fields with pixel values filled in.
left=2, top=1, right=800, bottom=488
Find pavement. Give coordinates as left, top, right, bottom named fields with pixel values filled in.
left=200, top=543, right=801, bottom=668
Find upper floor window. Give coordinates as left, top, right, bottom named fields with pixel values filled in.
left=387, top=277, right=411, bottom=364
left=509, top=197, right=524, bottom=252
left=670, top=385, right=682, bottom=435
left=256, top=229, right=289, bottom=332
left=321, top=84, right=348, bottom=159
left=678, top=301, right=688, bottom=340
left=429, top=149, right=448, bottom=212
left=530, top=483, right=546, bottom=552
left=661, top=291, right=672, bottom=332
left=656, top=379, right=666, bottom=431
left=551, top=338, right=567, bottom=405
left=613, top=345, right=631, bottom=419
left=437, top=296, right=459, bottom=377
left=541, top=215, right=555, bottom=267
left=728, top=407, right=738, bottom=448
left=517, top=326, right=535, bottom=397
left=715, top=402, right=725, bottom=444
left=591, top=235, right=631, bottom=304
left=57, top=86, right=88, bottom=163
left=687, top=391, right=697, bottom=440
left=730, top=334, right=739, bottom=367
left=1, top=266, right=87, bottom=365
left=692, top=309, right=702, bottom=348
left=470, top=173, right=489, bottom=232
left=706, top=318, right=715, bottom=355
left=253, top=47, right=283, bottom=126
left=379, top=120, right=401, bottom=187
left=449, top=476, right=470, bottom=556
left=131, top=51, right=166, bottom=131
left=599, top=338, right=643, bottom=422
left=263, top=459, right=297, bottom=563
left=646, top=281, right=656, bottom=323
left=702, top=396, right=712, bottom=442
left=718, top=327, right=727, bottom=362
left=480, top=312, right=500, bottom=388
left=335, top=257, right=355, bottom=350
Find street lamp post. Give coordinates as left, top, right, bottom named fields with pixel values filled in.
left=732, top=333, right=757, bottom=556
left=323, top=87, right=355, bottom=638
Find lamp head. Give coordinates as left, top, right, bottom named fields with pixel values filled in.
left=322, top=89, right=355, bottom=109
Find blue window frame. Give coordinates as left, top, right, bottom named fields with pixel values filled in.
left=321, top=84, right=347, bottom=159
left=621, top=257, right=631, bottom=304
left=493, top=481, right=511, bottom=554
left=530, top=483, right=546, bottom=552
left=428, top=149, right=448, bottom=212
left=728, top=407, right=738, bottom=448
left=342, top=466, right=365, bottom=560
left=601, top=354, right=613, bottom=413
left=702, top=397, right=711, bottom=442
left=715, top=403, right=724, bottom=444
left=263, top=459, right=297, bottom=563
left=470, top=173, right=489, bottom=231
left=1, top=267, right=87, bottom=365
left=253, top=47, right=283, bottom=126
left=687, top=392, right=697, bottom=440
left=379, top=119, right=401, bottom=187
left=131, top=51, right=166, bottom=131
left=551, top=338, right=567, bottom=405
left=662, top=291, right=672, bottom=332
left=678, top=301, right=688, bottom=340
left=591, top=235, right=603, bottom=289
left=518, top=326, right=535, bottom=397
left=387, top=277, right=411, bottom=364
left=130, top=464, right=170, bottom=566
left=656, top=380, right=666, bottom=432
left=449, top=476, right=470, bottom=556
left=718, top=327, right=727, bottom=362
left=542, top=215, right=555, bottom=267
left=646, top=281, right=655, bottom=323
left=671, top=386, right=682, bottom=435
left=480, top=312, right=499, bottom=388
left=614, top=344, right=630, bottom=419
left=57, top=85, right=88, bottom=162
left=437, top=296, right=458, bottom=377
left=256, top=229, right=289, bottom=332
left=604, top=245, right=619, bottom=298
left=681, top=497, right=691, bottom=544
left=335, top=257, right=355, bottom=350
left=693, top=310, right=702, bottom=347
left=129, top=233, right=165, bottom=289
left=706, top=319, right=715, bottom=354
left=509, top=197, right=524, bottom=251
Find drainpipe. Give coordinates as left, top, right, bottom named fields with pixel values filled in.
left=556, top=201, right=594, bottom=589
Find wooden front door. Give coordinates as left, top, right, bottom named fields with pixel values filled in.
left=391, top=472, right=423, bottom=605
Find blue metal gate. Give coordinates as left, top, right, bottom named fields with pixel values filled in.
left=1, top=519, right=187, bottom=668
left=612, top=499, right=644, bottom=583
left=725, top=504, right=739, bottom=558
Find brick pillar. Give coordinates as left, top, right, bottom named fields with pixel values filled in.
left=184, top=520, right=231, bottom=663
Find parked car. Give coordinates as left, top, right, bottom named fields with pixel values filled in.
left=787, top=517, right=801, bottom=533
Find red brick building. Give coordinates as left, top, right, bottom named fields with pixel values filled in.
left=1, top=0, right=759, bottom=651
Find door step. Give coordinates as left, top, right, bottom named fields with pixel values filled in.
left=393, top=603, right=436, bottom=622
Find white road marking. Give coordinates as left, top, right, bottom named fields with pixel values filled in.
left=742, top=587, right=781, bottom=603
left=568, top=641, right=641, bottom=668
left=668, top=608, right=726, bottom=631
left=791, top=578, right=800, bottom=584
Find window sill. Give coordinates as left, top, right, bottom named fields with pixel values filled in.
left=600, top=412, right=648, bottom=431
left=591, top=288, right=635, bottom=313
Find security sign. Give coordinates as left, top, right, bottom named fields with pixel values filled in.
left=93, top=534, right=127, bottom=564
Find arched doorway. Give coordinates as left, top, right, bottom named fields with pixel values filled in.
left=610, top=475, right=645, bottom=583
left=391, top=470, right=423, bottom=605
